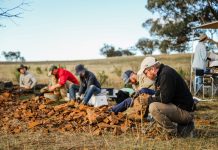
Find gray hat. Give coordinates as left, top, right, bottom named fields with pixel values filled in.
left=122, top=70, right=133, bottom=85
left=75, top=64, right=86, bottom=75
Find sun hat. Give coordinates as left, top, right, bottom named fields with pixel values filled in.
left=17, top=64, right=28, bottom=72
left=137, top=57, right=159, bottom=75
left=199, top=34, right=208, bottom=42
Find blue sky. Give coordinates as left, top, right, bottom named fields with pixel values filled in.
left=0, top=0, right=153, bottom=61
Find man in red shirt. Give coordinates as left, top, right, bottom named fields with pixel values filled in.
left=48, top=65, right=80, bottom=101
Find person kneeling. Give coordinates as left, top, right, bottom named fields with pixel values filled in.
left=139, top=57, right=195, bottom=137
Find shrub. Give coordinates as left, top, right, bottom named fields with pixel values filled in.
left=177, top=67, right=187, bottom=79
left=97, top=71, right=108, bottom=86
left=14, top=71, right=20, bottom=83
left=36, top=66, right=43, bottom=74
left=112, top=65, right=122, bottom=77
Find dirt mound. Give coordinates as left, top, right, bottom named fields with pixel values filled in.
left=0, top=92, right=167, bottom=139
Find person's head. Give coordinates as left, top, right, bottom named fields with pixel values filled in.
left=137, top=57, right=160, bottom=80
left=199, top=34, right=208, bottom=42
left=48, top=65, right=58, bottom=76
left=122, top=70, right=137, bottom=85
left=75, top=64, right=86, bottom=77
left=17, top=64, right=28, bottom=74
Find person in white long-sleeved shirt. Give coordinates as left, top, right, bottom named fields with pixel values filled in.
left=17, top=64, right=37, bottom=92
left=192, top=34, right=209, bottom=94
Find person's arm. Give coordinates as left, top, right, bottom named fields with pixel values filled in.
left=30, top=75, right=37, bottom=89
left=87, top=73, right=96, bottom=88
left=78, top=78, right=85, bottom=95
left=49, top=83, right=62, bottom=91
left=148, top=74, right=175, bottom=104
left=19, top=75, right=24, bottom=88
left=71, top=74, right=79, bottom=85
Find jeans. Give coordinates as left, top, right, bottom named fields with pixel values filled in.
left=112, top=97, right=133, bottom=114
left=194, top=76, right=203, bottom=94
left=69, top=84, right=80, bottom=100
left=83, top=85, right=101, bottom=104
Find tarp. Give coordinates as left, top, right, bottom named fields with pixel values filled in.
left=193, top=21, right=218, bottom=29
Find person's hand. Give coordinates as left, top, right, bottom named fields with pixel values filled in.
left=24, top=85, right=31, bottom=90
left=48, top=85, right=56, bottom=91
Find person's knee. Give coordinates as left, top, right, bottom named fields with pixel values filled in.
left=149, top=102, right=160, bottom=115
left=89, top=85, right=95, bottom=89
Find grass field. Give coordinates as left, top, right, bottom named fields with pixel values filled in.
left=1, top=54, right=218, bottom=150
left=0, top=54, right=191, bottom=89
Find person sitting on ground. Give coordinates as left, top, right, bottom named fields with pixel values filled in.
left=47, top=65, right=80, bottom=101
left=111, top=69, right=155, bottom=114
left=141, top=57, right=195, bottom=136
left=75, top=64, right=101, bottom=105
left=17, top=64, right=37, bottom=93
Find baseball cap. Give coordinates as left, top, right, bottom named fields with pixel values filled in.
left=48, top=64, right=58, bottom=76
left=137, top=57, right=159, bottom=75
left=122, top=70, right=133, bottom=85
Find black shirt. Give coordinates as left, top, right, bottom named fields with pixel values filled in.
left=150, top=64, right=194, bottom=112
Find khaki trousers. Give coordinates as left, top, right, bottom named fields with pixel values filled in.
left=149, top=102, right=194, bottom=134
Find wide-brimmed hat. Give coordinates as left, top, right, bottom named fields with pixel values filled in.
left=48, top=64, right=58, bottom=76
left=75, top=64, right=86, bottom=75
left=137, top=57, right=159, bottom=75
left=199, top=34, right=208, bottom=42
left=122, top=70, right=133, bottom=85
left=17, top=64, right=28, bottom=72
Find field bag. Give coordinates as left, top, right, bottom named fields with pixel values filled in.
left=115, top=90, right=130, bottom=104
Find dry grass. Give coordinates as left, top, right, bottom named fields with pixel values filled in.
left=0, top=54, right=191, bottom=89
left=0, top=100, right=217, bottom=150
left=1, top=54, right=217, bottom=149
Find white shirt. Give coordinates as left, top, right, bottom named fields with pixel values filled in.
left=192, top=42, right=208, bottom=70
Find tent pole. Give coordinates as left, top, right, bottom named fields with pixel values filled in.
left=189, top=30, right=195, bottom=92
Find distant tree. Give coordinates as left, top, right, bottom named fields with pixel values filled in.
left=0, top=1, right=29, bottom=27
left=2, top=51, right=25, bottom=62
left=136, top=38, right=158, bottom=55
left=143, top=0, right=218, bottom=53
left=100, top=44, right=136, bottom=57
left=100, top=44, right=122, bottom=57
left=121, top=49, right=135, bottom=56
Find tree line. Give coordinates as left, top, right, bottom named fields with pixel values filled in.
left=1, top=51, right=25, bottom=62
left=100, top=0, right=218, bottom=57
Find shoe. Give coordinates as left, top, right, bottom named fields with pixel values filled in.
left=177, top=121, right=195, bottom=137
